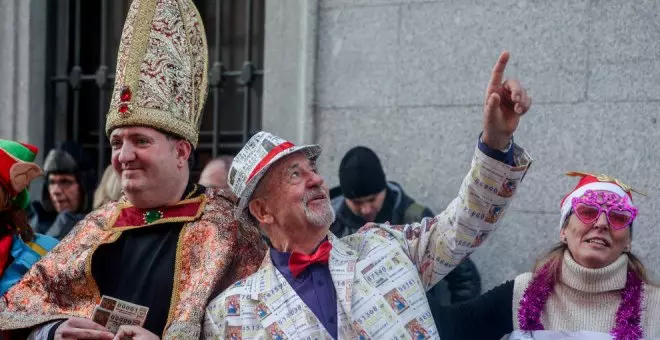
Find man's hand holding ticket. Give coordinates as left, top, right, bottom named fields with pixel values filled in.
left=92, top=296, right=149, bottom=334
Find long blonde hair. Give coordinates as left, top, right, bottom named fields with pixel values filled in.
left=93, top=165, right=123, bottom=209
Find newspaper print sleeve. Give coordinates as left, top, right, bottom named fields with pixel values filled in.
left=203, top=307, right=225, bottom=339
left=371, top=144, right=532, bottom=291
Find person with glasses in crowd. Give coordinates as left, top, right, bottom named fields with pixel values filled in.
left=28, top=141, right=96, bottom=240
left=436, top=172, right=660, bottom=340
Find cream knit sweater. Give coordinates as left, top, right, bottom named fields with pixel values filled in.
left=512, top=251, right=660, bottom=338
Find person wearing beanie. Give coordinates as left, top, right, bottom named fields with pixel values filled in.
left=27, top=140, right=96, bottom=240
left=332, top=146, right=402, bottom=229
left=0, top=0, right=265, bottom=339
left=331, top=146, right=482, bottom=311
left=0, top=140, right=58, bottom=296
left=334, top=146, right=388, bottom=224
left=435, top=172, right=660, bottom=340
left=204, top=51, right=533, bottom=339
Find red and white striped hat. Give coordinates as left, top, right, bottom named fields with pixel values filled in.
left=228, top=131, right=321, bottom=223
left=559, top=171, right=638, bottom=230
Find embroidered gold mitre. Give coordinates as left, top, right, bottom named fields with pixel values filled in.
left=105, top=0, right=208, bottom=147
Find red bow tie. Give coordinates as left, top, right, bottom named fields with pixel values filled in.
left=288, top=241, right=332, bottom=278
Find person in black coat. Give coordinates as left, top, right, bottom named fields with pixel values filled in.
left=330, top=146, right=482, bottom=310
left=28, top=141, right=96, bottom=240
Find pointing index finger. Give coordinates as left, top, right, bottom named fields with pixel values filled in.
left=488, top=51, right=510, bottom=89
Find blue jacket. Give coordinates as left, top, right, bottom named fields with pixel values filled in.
left=0, top=233, right=58, bottom=295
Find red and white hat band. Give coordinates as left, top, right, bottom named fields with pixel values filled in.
left=247, top=142, right=294, bottom=181
left=228, top=131, right=293, bottom=199
left=559, top=181, right=631, bottom=229
left=228, top=131, right=322, bottom=223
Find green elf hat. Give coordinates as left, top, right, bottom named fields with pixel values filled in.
left=0, top=140, right=43, bottom=210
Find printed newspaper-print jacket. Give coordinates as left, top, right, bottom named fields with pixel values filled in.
left=203, top=145, right=532, bottom=339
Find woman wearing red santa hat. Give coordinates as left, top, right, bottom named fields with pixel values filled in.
left=435, top=172, right=660, bottom=340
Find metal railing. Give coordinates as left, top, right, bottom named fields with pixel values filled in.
left=45, top=0, right=264, bottom=178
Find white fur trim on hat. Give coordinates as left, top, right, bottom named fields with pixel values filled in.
left=558, top=181, right=629, bottom=230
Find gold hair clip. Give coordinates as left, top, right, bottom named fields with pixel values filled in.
left=565, top=171, right=647, bottom=196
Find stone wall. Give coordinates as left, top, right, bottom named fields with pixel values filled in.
left=312, top=0, right=660, bottom=290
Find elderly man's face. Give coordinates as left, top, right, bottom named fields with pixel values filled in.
left=110, top=127, right=185, bottom=197
left=48, top=173, right=82, bottom=213
left=258, top=152, right=334, bottom=230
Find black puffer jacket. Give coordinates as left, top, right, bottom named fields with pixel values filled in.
left=28, top=141, right=96, bottom=240
left=330, top=182, right=482, bottom=308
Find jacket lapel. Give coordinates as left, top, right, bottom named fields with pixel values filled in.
left=328, top=233, right=359, bottom=337
left=245, top=252, right=287, bottom=317
left=246, top=251, right=331, bottom=338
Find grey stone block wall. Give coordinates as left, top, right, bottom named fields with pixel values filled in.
left=0, top=0, right=48, bottom=199
left=313, top=0, right=660, bottom=290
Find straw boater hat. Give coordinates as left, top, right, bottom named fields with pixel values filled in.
left=105, top=0, right=208, bottom=147
left=559, top=171, right=644, bottom=231
left=228, top=132, right=321, bottom=224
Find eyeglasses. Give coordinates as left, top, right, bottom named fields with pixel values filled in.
left=571, top=190, right=637, bottom=230
left=48, top=178, right=76, bottom=188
